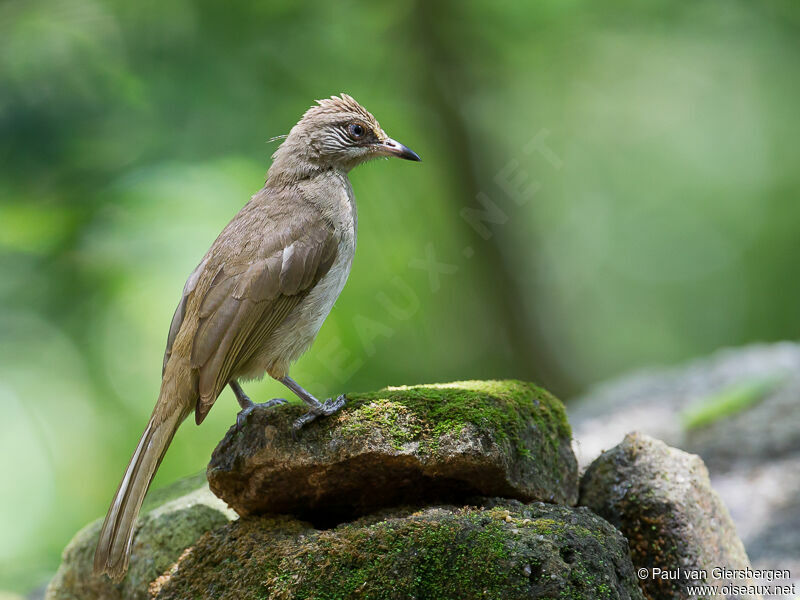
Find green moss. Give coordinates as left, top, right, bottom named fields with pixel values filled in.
left=339, top=399, right=422, bottom=450
left=262, top=504, right=623, bottom=600
left=271, top=516, right=519, bottom=600
left=338, top=379, right=571, bottom=458
left=680, top=375, right=782, bottom=430
left=155, top=504, right=643, bottom=600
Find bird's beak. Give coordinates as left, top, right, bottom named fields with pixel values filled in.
left=376, top=137, right=421, bottom=162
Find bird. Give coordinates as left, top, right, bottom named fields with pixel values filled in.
left=93, top=94, right=421, bottom=582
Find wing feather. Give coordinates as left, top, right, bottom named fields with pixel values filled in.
left=162, top=258, right=208, bottom=374
left=199, top=267, right=236, bottom=318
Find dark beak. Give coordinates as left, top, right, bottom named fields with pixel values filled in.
left=379, top=137, right=421, bottom=162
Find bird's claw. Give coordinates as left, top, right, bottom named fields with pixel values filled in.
left=235, top=398, right=288, bottom=430
left=292, top=394, right=347, bottom=438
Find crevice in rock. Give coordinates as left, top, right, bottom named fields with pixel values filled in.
left=211, top=451, right=533, bottom=525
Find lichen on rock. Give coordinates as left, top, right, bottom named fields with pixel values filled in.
left=45, top=474, right=236, bottom=600
left=579, top=432, right=759, bottom=600
left=152, top=501, right=644, bottom=600
left=207, top=379, right=578, bottom=523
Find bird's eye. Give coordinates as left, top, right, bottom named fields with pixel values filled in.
left=347, top=122, right=366, bottom=140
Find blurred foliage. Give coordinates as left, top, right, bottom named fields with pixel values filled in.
left=1, top=0, right=799, bottom=592
left=680, top=375, right=782, bottom=431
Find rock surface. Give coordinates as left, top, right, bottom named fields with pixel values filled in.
left=568, top=343, right=800, bottom=597
left=152, top=500, right=644, bottom=600
left=46, top=377, right=765, bottom=600
left=208, top=380, right=578, bottom=524
left=580, top=432, right=759, bottom=600
left=45, top=474, right=235, bottom=600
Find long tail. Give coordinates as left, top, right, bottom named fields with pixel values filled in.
left=93, top=387, right=191, bottom=582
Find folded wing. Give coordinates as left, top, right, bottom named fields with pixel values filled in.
left=162, top=203, right=338, bottom=425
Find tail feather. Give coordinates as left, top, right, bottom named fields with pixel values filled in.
left=93, top=397, right=189, bottom=582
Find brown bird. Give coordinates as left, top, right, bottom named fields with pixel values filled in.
left=93, top=94, right=420, bottom=581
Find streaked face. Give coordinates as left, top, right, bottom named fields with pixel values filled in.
left=300, top=98, right=420, bottom=169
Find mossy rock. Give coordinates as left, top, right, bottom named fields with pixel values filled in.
left=152, top=500, right=643, bottom=600
left=208, top=380, right=578, bottom=523
left=579, top=432, right=758, bottom=600
left=45, top=474, right=236, bottom=600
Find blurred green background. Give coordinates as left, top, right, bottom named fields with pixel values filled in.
left=2, top=0, right=799, bottom=593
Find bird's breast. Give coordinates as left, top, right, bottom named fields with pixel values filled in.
left=299, top=173, right=357, bottom=337
left=251, top=174, right=357, bottom=376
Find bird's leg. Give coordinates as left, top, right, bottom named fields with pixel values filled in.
left=277, top=375, right=346, bottom=432
left=230, top=380, right=287, bottom=429
left=230, top=380, right=254, bottom=410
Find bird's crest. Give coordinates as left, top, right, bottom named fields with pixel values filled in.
left=314, top=94, right=375, bottom=121
left=300, top=94, right=382, bottom=136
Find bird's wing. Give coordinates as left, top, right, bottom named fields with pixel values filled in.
left=162, top=257, right=209, bottom=374
left=189, top=213, right=338, bottom=424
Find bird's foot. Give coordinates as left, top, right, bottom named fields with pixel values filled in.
left=292, top=394, right=347, bottom=436
left=236, top=398, right=288, bottom=430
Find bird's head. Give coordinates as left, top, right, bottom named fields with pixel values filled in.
left=269, top=94, right=420, bottom=181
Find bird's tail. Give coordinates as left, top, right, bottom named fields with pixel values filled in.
left=93, top=385, right=192, bottom=582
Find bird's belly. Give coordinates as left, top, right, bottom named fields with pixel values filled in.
left=237, top=244, right=354, bottom=380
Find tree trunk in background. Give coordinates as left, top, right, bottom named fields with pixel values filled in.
left=408, top=0, right=574, bottom=396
